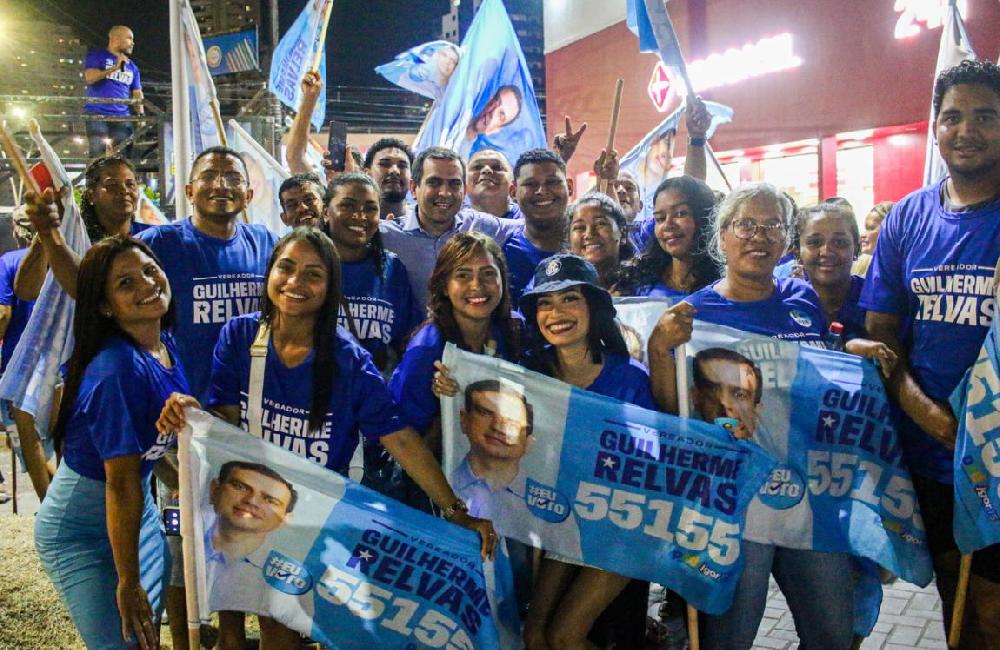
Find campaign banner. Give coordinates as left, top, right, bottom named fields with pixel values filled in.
left=181, top=409, right=516, bottom=649
left=412, top=0, right=545, bottom=164
left=681, top=321, right=934, bottom=586
left=269, top=0, right=329, bottom=131
left=204, top=29, right=260, bottom=76
left=952, top=315, right=1000, bottom=554
left=612, top=296, right=674, bottom=365
left=375, top=40, right=462, bottom=101
left=179, top=0, right=224, bottom=152
left=440, top=344, right=774, bottom=614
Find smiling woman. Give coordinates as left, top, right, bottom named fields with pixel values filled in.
left=567, top=192, right=635, bottom=291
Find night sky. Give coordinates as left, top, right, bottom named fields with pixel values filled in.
left=25, top=0, right=450, bottom=88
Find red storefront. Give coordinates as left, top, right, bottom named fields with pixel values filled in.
left=544, top=0, right=1000, bottom=212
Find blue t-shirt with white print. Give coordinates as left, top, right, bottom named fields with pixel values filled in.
left=685, top=277, right=826, bottom=342
left=138, top=218, right=277, bottom=402
left=207, top=313, right=403, bottom=473
left=860, top=179, right=1000, bottom=481
left=339, top=252, right=419, bottom=365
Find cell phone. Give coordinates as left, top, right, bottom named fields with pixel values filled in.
left=326, top=120, right=348, bottom=172
left=28, top=162, right=54, bottom=194
left=163, top=506, right=181, bottom=536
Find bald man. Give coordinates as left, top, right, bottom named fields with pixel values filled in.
left=83, top=25, right=143, bottom=158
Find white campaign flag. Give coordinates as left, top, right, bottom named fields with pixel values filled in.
left=0, top=124, right=91, bottom=432
left=923, top=0, right=976, bottom=185
left=227, top=119, right=288, bottom=235
left=179, top=0, right=224, bottom=152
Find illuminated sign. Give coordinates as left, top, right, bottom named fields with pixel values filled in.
left=894, top=0, right=968, bottom=39
left=647, top=33, right=803, bottom=111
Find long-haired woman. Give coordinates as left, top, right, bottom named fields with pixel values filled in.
left=567, top=193, right=635, bottom=292
left=158, top=228, right=496, bottom=648
left=35, top=236, right=187, bottom=649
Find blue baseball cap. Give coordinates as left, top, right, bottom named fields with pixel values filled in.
left=519, top=254, right=615, bottom=315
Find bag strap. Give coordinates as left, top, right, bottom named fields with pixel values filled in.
left=247, top=321, right=271, bottom=439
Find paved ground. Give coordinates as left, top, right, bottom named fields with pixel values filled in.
left=0, top=435, right=949, bottom=649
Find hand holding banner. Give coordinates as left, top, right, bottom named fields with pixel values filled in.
left=440, top=344, right=774, bottom=614
left=180, top=409, right=513, bottom=649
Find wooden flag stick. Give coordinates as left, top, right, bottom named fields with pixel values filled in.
left=687, top=604, right=700, bottom=650
left=673, top=343, right=701, bottom=650
left=311, top=0, right=335, bottom=73
left=178, top=426, right=201, bottom=650
left=0, top=122, right=40, bottom=195
left=948, top=553, right=972, bottom=648
left=598, top=79, right=625, bottom=195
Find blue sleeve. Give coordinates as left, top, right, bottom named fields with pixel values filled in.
left=0, top=257, right=15, bottom=306
left=130, top=63, right=142, bottom=92
left=393, top=260, right=421, bottom=347
left=859, top=207, right=907, bottom=315
left=388, top=341, right=440, bottom=431
left=79, top=365, right=149, bottom=461
left=351, top=348, right=404, bottom=440
left=206, top=320, right=244, bottom=409
left=84, top=50, right=104, bottom=70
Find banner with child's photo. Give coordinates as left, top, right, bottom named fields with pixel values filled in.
left=181, top=409, right=518, bottom=649
left=439, top=344, right=774, bottom=614
left=681, top=321, right=934, bottom=587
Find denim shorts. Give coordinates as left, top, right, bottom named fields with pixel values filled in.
left=35, top=462, right=168, bottom=649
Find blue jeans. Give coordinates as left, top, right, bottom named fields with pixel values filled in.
left=35, top=463, right=167, bottom=649
left=86, top=118, right=134, bottom=158
left=703, top=541, right=854, bottom=650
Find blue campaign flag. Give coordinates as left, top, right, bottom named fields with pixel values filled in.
left=627, top=0, right=686, bottom=69
left=375, top=40, right=462, bottom=102
left=440, top=344, right=774, bottom=615
left=269, top=0, right=329, bottom=131
left=180, top=0, right=224, bottom=152
left=183, top=410, right=516, bottom=649
left=413, top=0, right=545, bottom=163
left=951, top=314, right=1000, bottom=554
left=683, top=322, right=934, bottom=588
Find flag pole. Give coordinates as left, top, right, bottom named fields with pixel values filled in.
left=652, top=0, right=732, bottom=192
left=673, top=342, right=700, bottom=650
left=0, top=123, right=41, bottom=195
left=311, top=0, right=334, bottom=73
left=178, top=423, right=201, bottom=650
left=949, top=553, right=972, bottom=648
left=599, top=79, right=625, bottom=195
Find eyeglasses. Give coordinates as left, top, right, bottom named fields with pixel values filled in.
left=730, top=218, right=787, bottom=242
left=196, top=171, right=247, bottom=187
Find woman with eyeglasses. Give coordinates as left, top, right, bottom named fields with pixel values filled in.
left=648, top=183, right=855, bottom=649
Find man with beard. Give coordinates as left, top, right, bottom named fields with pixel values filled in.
left=503, top=149, right=573, bottom=302
left=364, top=138, right=415, bottom=220
left=466, top=148, right=522, bottom=219
left=380, top=146, right=521, bottom=314
left=278, top=173, right=327, bottom=228
left=863, top=60, right=1000, bottom=646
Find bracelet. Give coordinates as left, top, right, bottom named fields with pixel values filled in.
left=441, top=499, right=469, bottom=521
left=688, top=136, right=707, bottom=147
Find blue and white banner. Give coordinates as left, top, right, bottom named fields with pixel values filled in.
left=180, top=0, right=224, bottom=152
left=951, top=314, right=1000, bottom=554
left=613, top=296, right=674, bottom=366
left=440, top=344, right=774, bottom=615
left=375, top=40, right=462, bottom=102
left=412, top=0, right=545, bottom=164
left=203, top=29, right=260, bottom=76
left=183, top=409, right=516, bottom=650
left=682, top=321, right=934, bottom=586
left=0, top=125, right=90, bottom=433
left=227, top=119, right=288, bottom=235
left=269, top=0, right=329, bottom=131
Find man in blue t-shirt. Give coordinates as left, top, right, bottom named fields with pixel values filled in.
left=862, top=60, right=1000, bottom=645
left=503, top=149, right=573, bottom=303
left=138, top=145, right=277, bottom=649
left=83, top=26, right=143, bottom=158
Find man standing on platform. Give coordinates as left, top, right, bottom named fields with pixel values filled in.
left=83, top=26, right=144, bottom=158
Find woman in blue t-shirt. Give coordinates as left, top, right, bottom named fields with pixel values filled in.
left=648, top=183, right=858, bottom=649
left=518, top=253, right=657, bottom=650
left=324, top=172, right=418, bottom=370
left=568, top=192, right=635, bottom=292
left=158, top=228, right=497, bottom=648
left=617, top=176, right=720, bottom=300
left=35, top=236, right=188, bottom=650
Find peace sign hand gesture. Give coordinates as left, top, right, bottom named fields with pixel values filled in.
left=553, top=116, right=587, bottom=163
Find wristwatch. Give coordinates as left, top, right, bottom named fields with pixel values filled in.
left=688, top=136, right=707, bottom=147
left=442, top=499, right=469, bottom=521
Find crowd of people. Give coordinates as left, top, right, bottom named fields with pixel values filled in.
left=2, top=57, right=998, bottom=650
